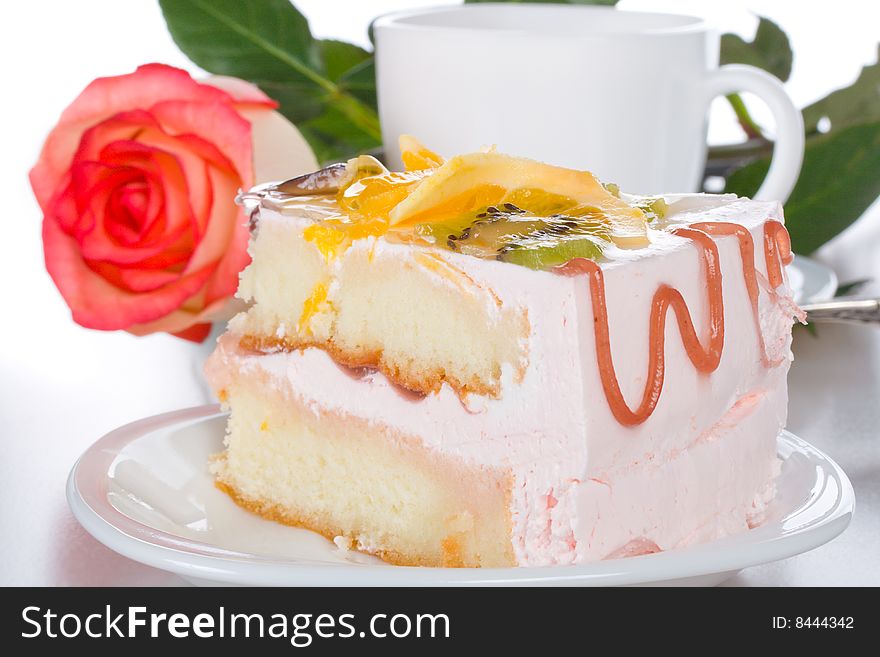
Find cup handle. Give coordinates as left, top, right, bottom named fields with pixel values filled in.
left=703, top=64, right=804, bottom=203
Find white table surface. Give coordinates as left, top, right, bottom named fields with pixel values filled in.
left=1, top=1, right=878, bottom=587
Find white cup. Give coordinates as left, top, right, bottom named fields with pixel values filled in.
left=374, top=4, right=804, bottom=201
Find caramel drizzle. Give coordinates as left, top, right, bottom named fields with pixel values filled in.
left=556, top=220, right=793, bottom=426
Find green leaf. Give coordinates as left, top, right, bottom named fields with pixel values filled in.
left=318, top=39, right=370, bottom=81
left=721, top=16, right=793, bottom=82
left=722, top=159, right=765, bottom=200
left=158, top=0, right=381, bottom=160
left=797, top=321, right=819, bottom=337
left=802, top=46, right=880, bottom=133
left=244, top=79, right=323, bottom=124
left=300, top=103, right=382, bottom=164
left=336, top=56, right=378, bottom=110
left=159, top=0, right=320, bottom=87
left=309, top=39, right=379, bottom=160
left=835, top=278, right=872, bottom=296
left=465, top=0, right=618, bottom=4
left=726, top=121, right=880, bottom=254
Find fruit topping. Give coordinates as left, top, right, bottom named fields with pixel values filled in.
left=626, top=195, right=668, bottom=223
left=399, top=135, right=445, bottom=171
left=294, top=141, right=654, bottom=269
left=434, top=203, right=610, bottom=270
left=270, top=163, right=349, bottom=196
left=387, top=152, right=649, bottom=248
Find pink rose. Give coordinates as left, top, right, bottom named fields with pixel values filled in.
left=30, top=63, right=280, bottom=341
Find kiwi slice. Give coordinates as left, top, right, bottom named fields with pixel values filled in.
left=603, top=182, right=621, bottom=198
left=460, top=210, right=609, bottom=269
left=414, top=203, right=610, bottom=270
left=414, top=204, right=535, bottom=251
left=413, top=216, right=477, bottom=246
left=627, top=195, right=668, bottom=222
left=454, top=215, right=545, bottom=258
left=500, top=234, right=604, bottom=270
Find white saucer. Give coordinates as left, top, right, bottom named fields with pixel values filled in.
left=788, top=255, right=838, bottom=304
left=67, top=405, right=853, bottom=586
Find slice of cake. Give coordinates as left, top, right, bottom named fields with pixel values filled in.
left=205, top=138, right=800, bottom=567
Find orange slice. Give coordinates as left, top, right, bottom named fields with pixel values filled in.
left=388, top=152, right=648, bottom=247
left=303, top=155, right=431, bottom=260
left=399, top=135, right=445, bottom=171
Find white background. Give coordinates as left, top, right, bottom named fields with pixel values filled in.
left=0, top=1, right=878, bottom=585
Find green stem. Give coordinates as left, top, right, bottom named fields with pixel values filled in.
left=726, top=93, right=766, bottom=140
left=331, top=93, right=382, bottom=141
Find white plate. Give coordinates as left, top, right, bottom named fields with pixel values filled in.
left=68, top=405, right=853, bottom=587
left=788, top=255, right=838, bottom=304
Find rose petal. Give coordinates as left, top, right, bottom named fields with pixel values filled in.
left=150, top=100, right=255, bottom=189
left=63, top=162, right=139, bottom=236
left=186, top=165, right=250, bottom=305
left=124, top=295, right=229, bottom=337
left=30, top=63, right=280, bottom=340
left=105, top=181, right=150, bottom=245
left=73, top=109, right=154, bottom=163
left=202, top=211, right=251, bottom=305
left=89, top=261, right=182, bottom=293
left=98, top=139, right=188, bottom=242
left=61, top=64, right=232, bottom=127
left=73, top=146, right=195, bottom=265
left=146, top=101, right=257, bottom=301
left=95, top=115, right=242, bottom=246
left=136, top=129, right=240, bottom=239
left=203, top=75, right=278, bottom=109
left=171, top=322, right=212, bottom=343
left=43, top=215, right=215, bottom=330
left=30, top=64, right=236, bottom=210
left=245, top=108, right=318, bottom=184
left=185, top=161, right=239, bottom=265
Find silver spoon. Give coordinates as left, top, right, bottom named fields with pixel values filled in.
left=801, top=298, right=880, bottom=325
